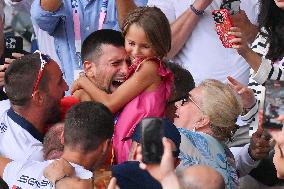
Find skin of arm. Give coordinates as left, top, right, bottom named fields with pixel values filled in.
left=167, top=0, right=213, bottom=59
left=0, top=156, right=12, bottom=178
left=73, top=89, right=92, bottom=101
left=56, top=177, right=93, bottom=189
left=72, top=60, right=160, bottom=113
left=229, top=27, right=263, bottom=72
left=40, top=0, right=62, bottom=12
left=116, top=0, right=137, bottom=28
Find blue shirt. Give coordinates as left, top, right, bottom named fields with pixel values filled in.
left=31, top=0, right=147, bottom=91
left=112, top=161, right=162, bottom=189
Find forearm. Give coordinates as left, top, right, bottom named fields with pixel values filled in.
left=116, top=0, right=137, bottom=28
left=241, top=49, right=262, bottom=73
left=56, top=177, right=93, bottom=189
left=79, top=80, right=115, bottom=112
left=161, top=172, right=180, bottom=189
left=40, top=0, right=62, bottom=12
left=233, top=144, right=259, bottom=177
left=168, top=2, right=206, bottom=59
left=247, top=25, right=258, bottom=44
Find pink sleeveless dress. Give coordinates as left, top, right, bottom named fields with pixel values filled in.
left=113, top=57, right=173, bottom=164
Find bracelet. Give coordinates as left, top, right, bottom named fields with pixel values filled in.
left=54, top=174, right=69, bottom=185
left=190, top=4, right=204, bottom=16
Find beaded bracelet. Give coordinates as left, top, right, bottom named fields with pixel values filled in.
left=190, top=4, right=204, bottom=16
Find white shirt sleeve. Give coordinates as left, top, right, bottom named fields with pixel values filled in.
left=231, top=144, right=259, bottom=177
left=3, top=160, right=25, bottom=186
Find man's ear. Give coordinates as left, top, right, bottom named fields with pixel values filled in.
left=83, top=60, right=94, bottom=78
left=31, top=90, right=44, bottom=106
left=60, top=131, right=64, bottom=145
left=102, top=139, right=110, bottom=154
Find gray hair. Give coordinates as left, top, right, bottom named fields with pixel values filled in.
left=200, top=79, right=242, bottom=140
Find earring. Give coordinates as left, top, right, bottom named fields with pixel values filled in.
left=193, top=126, right=196, bottom=132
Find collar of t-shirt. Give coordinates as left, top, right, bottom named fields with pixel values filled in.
left=7, top=108, right=44, bottom=143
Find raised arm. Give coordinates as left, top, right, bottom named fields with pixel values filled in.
left=72, top=60, right=159, bottom=113
left=116, top=0, right=137, bottom=28
left=165, top=0, right=213, bottom=58
left=30, top=0, right=65, bottom=35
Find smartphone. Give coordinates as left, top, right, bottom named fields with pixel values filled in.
left=263, top=80, right=284, bottom=129
left=4, top=36, right=24, bottom=59
left=220, top=0, right=241, bottom=15
left=212, top=9, right=235, bottom=48
left=141, top=117, right=164, bottom=164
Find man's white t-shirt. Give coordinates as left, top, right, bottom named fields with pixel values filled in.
left=0, top=107, right=44, bottom=161
left=148, top=0, right=259, bottom=85
left=0, top=99, right=10, bottom=115
left=3, top=160, right=92, bottom=189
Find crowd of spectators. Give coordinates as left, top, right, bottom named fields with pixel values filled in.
left=0, top=0, right=284, bottom=188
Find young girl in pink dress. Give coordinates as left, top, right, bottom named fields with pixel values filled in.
left=71, top=6, right=173, bottom=163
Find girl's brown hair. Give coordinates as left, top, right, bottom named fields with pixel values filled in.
left=122, top=6, right=171, bottom=58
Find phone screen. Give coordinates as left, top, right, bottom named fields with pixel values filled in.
left=141, top=118, right=164, bottom=164
left=263, top=80, right=284, bottom=129
left=4, top=36, right=24, bottom=59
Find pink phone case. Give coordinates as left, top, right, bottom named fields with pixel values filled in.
left=212, top=9, right=235, bottom=48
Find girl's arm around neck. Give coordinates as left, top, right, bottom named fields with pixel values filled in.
left=77, top=60, right=160, bottom=113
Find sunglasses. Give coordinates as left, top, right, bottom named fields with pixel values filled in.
left=31, top=50, right=51, bottom=97
left=181, top=93, right=202, bottom=110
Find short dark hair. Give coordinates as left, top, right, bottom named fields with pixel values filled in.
left=4, top=53, right=49, bottom=106
left=64, top=101, right=114, bottom=152
left=166, top=62, right=195, bottom=100
left=81, top=29, right=125, bottom=62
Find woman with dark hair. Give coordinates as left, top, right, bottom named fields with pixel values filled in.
left=228, top=1, right=284, bottom=187
left=230, top=0, right=284, bottom=82
left=228, top=0, right=284, bottom=135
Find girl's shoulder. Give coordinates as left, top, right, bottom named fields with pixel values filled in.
left=127, top=57, right=163, bottom=77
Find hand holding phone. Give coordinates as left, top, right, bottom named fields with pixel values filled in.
left=140, top=117, right=164, bottom=164
left=263, top=80, right=284, bottom=129
left=212, top=9, right=235, bottom=48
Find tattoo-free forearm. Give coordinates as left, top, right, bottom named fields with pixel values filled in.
left=116, top=0, right=137, bottom=28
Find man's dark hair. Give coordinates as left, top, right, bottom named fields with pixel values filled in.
left=4, top=53, right=49, bottom=106
left=64, top=101, right=114, bottom=152
left=166, top=62, right=195, bottom=100
left=81, top=29, right=125, bottom=62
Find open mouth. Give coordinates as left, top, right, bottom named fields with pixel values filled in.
left=111, top=79, right=125, bottom=91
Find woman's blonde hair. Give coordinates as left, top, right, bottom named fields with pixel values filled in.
left=122, top=6, right=171, bottom=58
left=200, top=79, right=242, bottom=140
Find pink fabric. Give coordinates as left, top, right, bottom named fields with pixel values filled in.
left=113, top=57, right=173, bottom=164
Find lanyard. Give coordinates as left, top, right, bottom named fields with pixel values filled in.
left=71, top=0, right=108, bottom=67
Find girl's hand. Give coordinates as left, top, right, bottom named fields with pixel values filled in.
left=228, top=27, right=251, bottom=56
left=71, top=76, right=89, bottom=95
left=43, top=158, right=75, bottom=185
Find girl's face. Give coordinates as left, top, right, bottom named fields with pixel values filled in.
left=274, top=0, right=284, bottom=9
left=125, top=24, right=157, bottom=61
